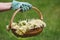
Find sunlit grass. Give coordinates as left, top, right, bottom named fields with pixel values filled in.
left=0, top=0, right=60, bottom=40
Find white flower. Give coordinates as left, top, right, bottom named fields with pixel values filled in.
left=19, top=26, right=27, bottom=33
left=34, top=19, right=46, bottom=27
left=11, top=22, right=19, bottom=29
left=18, top=20, right=28, bottom=26
left=16, top=26, right=27, bottom=35
left=16, top=29, right=23, bottom=35
left=6, top=25, right=9, bottom=30
left=11, top=22, right=17, bottom=27
left=28, top=19, right=46, bottom=28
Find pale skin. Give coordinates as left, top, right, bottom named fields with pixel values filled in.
left=0, top=2, right=12, bottom=11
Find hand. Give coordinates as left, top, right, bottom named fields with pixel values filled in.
left=12, top=0, right=32, bottom=12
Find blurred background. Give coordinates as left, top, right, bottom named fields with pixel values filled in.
left=0, top=0, right=60, bottom=40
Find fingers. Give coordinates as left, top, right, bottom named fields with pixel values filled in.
left=20, top=3, right=32, bottom=12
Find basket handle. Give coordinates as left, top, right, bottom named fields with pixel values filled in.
left=8, top=6, right=43, bottom=31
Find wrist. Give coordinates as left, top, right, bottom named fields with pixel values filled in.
left=8, top=2, right=12, bottom=9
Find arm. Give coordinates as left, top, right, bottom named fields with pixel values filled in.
left=0, top=2, right=12, bottom=11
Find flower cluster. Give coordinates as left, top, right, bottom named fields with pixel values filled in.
left=6, top=19, right=46, bottom=35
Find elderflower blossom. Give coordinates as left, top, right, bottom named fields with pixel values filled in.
left=6, top=19, right=46, bottom=35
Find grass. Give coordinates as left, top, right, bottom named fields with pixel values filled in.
left=0, top=0, right=60, bottom=40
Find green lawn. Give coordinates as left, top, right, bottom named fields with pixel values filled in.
left=0, top=0, right=60, bottom=40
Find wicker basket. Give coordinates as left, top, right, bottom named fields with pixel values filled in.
left=8, top=6, right=44, bottom=37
